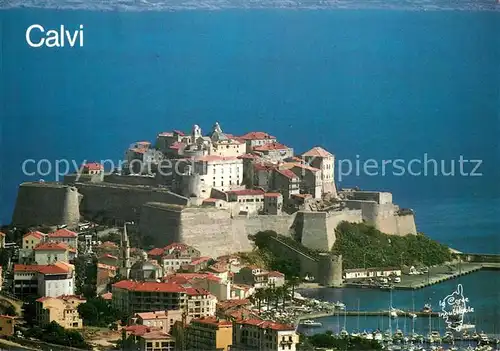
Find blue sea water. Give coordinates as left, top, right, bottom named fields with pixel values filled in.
left=1, top=8, right=499, bottom=254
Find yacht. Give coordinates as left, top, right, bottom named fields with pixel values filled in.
left=408, top=312, right=417, bottom=319
left=393, top=329, right=404, bottom=340
left=361, top=331, right=373, bottom=340
left=427, top=331, right=441, bottom=343
left=340, top=329, right=349, bottom=338
left=421, top=304, right=432, bottom=313
left=373, top=331, right=384, bottom=341
left=334, top=301, right=346, bottom=309
left=442, top=331, right=454, bottom=343
left=390, top=309, right=398, bottom=319
left=299, top=319, right=322, bottom=327
left=479, top=332, right=490, bottom=343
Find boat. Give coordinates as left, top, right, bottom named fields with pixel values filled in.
left=393, top=329, right=404, bottom=340
left=361, top=330, right=373, bottom=340
left=427, top=331, right=441, bottom=343
left=373, top=331, right=384, bottom=341
left=442, top=331, right=454, bottom=343
left=334, top=301, right=346, bottom=309
left=340, top=329, right=349, bottom=338
left=479, top=332, right=489, bottom=343
left=299, top=319, right=322, bottom=327
left=409, top=312, right=417, bottom=319
left=421, top=303, right=432, bottom=313
left=390, top=309, right=398, bottom=319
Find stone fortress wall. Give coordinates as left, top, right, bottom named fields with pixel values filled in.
left=12, top=179, right=416, bottom=258
left=12, top=182, right=81, bottom=227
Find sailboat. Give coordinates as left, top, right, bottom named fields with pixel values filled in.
left=351, top=299, right=361, bottom=337
left=340, top=306, right=348, bottom=338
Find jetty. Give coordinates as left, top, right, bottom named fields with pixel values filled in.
left=297, top=310, right=440, bottom=321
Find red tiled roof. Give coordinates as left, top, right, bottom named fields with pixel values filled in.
left=226, top=189, right=265, bottom=196
left=100, top=253, right=118, bottom=260
left=238, top=153, right=259, bottom=160
left=275, top=168, right=299, bottom=180
left=141, top=331, right=173, bottom=340
left=34, top=242, right=68, bottom=251
left=237, top=319, right=295, bottom=331
left=208, top=264, right=228, bottom=273
left=48, top=228, right=77, bottom=238
left=191, top=317, right=232, bottom=327
left=169, top=141, right=183, bottom=150
left=267, top=271, right=285, bottom=277
left=15, top=264, right=70, bottom=275
left=302, top=146, right=333, bottom=158
left=217, top=299, right=251, bottom=311
left=14, top=264, right=40, bottom=272
left=190, top=257, right=211, bottom=265
left=202, top=198, right=218, bottom=203
left=99, top=241, right=118, bottom=248
left=148, top=248, right=165, bottom=256
left=264, top=193, right=281, bottom=197
left=254, top=163, right=277, bottom=171
left=184, top=286, right=212, bottom=296
left=240, top=132, right=276, bottom=140
left=253, top=142, right=289, bottom=152
left=173, top=130, right=185, bottom=136
left=125, top=325, right=158, bottom=337
left=83, top=162, right=103, bottom=171
left=292, top=163, right=320, bottom=173
left=129, top=147, right=147, bottom=154
left=194, top=155, right=239, bottom=162
left=97, top=263, right=117, bottom=271
left=23, top=231, right=45, bottom=240
left=135, top=311, right=169, bottom=320
left=100, top=292, right=112, bottom=300
left=164, top=243, right=190, bottom=251
left=37, top=265, right=71, bottom=275
left=112, top=280, right=186, bottom=293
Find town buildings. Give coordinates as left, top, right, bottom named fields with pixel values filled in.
left=35, top=295, right=86, bottom=329
left=133, top=310, right=183, bottom=334
left=234, top=267, right=285, bottom=290
left=34, top=242, right=71, bottom=265
left=232, top=319, right=299, bottom=351
left=0, top=315, right=16, bottom=336
left=13, top=262, right=75, bottom=297
left=112, top=280, right=217, bottom=318
left=138, top=331, right=176, bottom=351
left=343, top=267, right=402, bottom=280
left=185, top=317, right=233, bottom=351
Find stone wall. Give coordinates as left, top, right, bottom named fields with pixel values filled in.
left=300, top=209, right=362, bottom=251
left=360, top=202, right=417, bottom=236
left=12, top=182, right=80, bottom=228
left=76, top=182, right=188, bottom=223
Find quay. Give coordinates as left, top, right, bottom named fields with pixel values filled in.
left=297, top=310, right=440, bottom=321
left=345, top=262, right=500, bottom=291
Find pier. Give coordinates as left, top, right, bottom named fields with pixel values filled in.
left=297, top=310, right=440, bottom=320
left=345, top=262, right=500, bottom=291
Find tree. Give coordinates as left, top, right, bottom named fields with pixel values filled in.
left=288, top=276, right=301, bottom=300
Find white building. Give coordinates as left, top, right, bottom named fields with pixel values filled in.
left=34, top=242, right=71, bottom=265
left=239, top=131, right=277, bottom=153
left=37, top=263, right=75, bottom=297
left=13, top=262, right=75, bottom=297
left=186, top=155, right=244, bottom=198
left=232, top=319, right=299, bottom=351
left=343, top=267, right=402, bottom=280
left=47, top=228, right=78, bottom=252
left=302, top=146, right=337, bottom=196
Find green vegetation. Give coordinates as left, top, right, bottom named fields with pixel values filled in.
left=77, top=297, right=125, bottom=327
left=332, top=222, right=453, bottom=269
left=300, top=332, right=382, bottom=350
left=24, top=321, right=91, bottom=349
left=242, top=231, right=301, bottom=278
left=75, top=255, right=98, bottom=299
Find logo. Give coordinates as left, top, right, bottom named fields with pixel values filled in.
left=438, top=284, right=474, bottom=331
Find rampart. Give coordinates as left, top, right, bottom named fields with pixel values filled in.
left=76, top=182, right=188, bottom=222
left=12, top=182, right=80, bottom=227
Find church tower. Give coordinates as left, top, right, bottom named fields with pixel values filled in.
left=120, top=222, right=131, bottom=279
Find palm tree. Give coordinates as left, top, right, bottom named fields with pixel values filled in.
left=288, top=276, right=301, bottom=300
left=254, top=289, right=265, bottom=313
left=281, top=283, right=289, bottom=311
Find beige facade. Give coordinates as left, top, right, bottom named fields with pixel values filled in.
left=139, top=331, right=176, bottom=351
left=232, top=319, right=299, bottom=351
left=36, top=295, right=86, bottom=329
left=34, top=242, right=70, bottom=265
left=134, top=310, right=183, bottom=334
left=186, top=317, right=233, bottom=351
left=23, top=231, right=45, bottom=250
left=302, top=146, right=337, bottom=196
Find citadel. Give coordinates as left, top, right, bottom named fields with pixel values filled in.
left=12, top=122, right=417, bottom=258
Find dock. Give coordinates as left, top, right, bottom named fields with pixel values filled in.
left=297, top=310, right=440, bottom=321
left=345, top=262, right=500, bottom=291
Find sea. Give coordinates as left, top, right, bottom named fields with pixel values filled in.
left=1, top=1, right=499, bottom=332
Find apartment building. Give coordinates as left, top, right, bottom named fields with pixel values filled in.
left=36, top=295, right=86, bottom=329
left=186, top=317, right=233, bottom=351
left=232, top=319, right=299, bottom=351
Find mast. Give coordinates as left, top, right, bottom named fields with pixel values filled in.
left=412, top=291, right=415, bottom=335
left=357, top=298, right=360, bottom=333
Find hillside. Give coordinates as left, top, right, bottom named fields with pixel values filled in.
left=332, top=222, right=453, bottom=269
